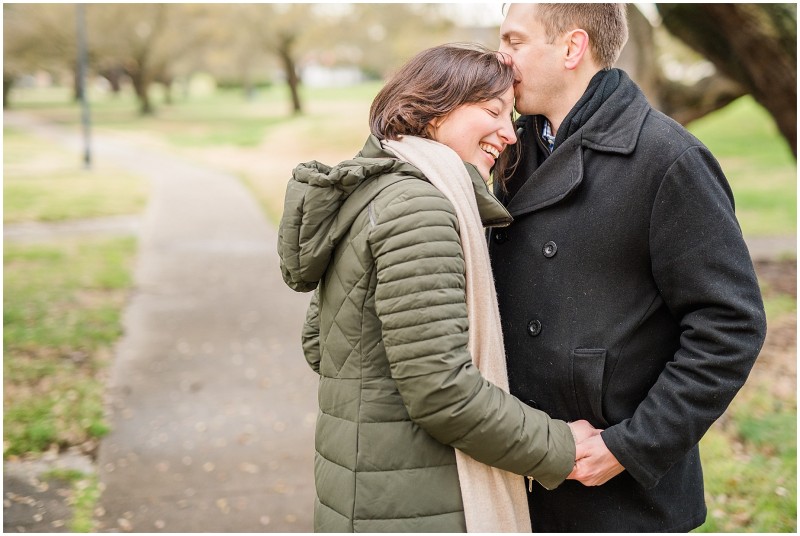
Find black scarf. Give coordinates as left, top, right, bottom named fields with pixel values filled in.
left=501, top=69, right=621, bottom=201
left=552, top=68, right=621, bottom=150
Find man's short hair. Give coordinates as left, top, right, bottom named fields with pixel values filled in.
left=536, top=3, right=629, bottom=69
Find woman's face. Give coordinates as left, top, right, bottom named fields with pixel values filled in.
left=428, top=86, right=517, bottom=181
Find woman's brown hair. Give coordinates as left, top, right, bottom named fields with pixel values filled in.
left=370, top=43, right=520, bottom=188
left=369, top=43, right=515, bottom=142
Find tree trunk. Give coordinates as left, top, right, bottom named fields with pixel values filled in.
left=619, top=5, right=747, bottom=126
left=657, top=3, right=797, bottom=157
left=3, top=75, right=14, bottom=109
left=658, top=76, right=745, bottom=126
left=100, top=66, right=124, bottom=95
left=161, top=76, right=173, bottom=105
left=277, top=35, right=302, bottom=115
left=128, top=68, right=154, bottom=116
left=73, top=63, right=84, bottom=102
left=616, top=5, right=660, bottom=103
left=164, top=81, right=173, bottom=105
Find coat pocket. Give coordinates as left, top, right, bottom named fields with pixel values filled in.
left=571, top=348, right=609, bottom=427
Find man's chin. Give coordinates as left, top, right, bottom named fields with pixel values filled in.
left=512, top=94, right=532, bottom=115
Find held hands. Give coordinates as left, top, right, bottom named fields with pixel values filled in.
left=566, top=420, right=625, bottom=487
left=567, top=419, right=598, bottom=444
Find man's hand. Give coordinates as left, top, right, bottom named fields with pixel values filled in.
left=567, top=434, right=625, bottom=486
left=567, top=419, right=601, bottom=444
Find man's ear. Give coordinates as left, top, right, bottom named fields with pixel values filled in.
left=564, top=29, right=590, bottom=70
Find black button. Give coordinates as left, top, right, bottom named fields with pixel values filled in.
left=525, top=399, right=539, bottom=409
left=542, top=241, right=557, bottom=258
left=493, top=230, right=508, bottom=244
left=527, top=319, right=542, bottom=337
left=516, top=127, right=524, bottom=137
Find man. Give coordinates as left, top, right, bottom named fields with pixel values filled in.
left=490, top=4, right=767, bottom=532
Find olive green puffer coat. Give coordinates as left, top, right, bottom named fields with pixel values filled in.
left=278, top=135, right=575, bottom=532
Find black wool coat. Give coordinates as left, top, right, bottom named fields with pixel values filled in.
left=488, top=71, right=767, bottom=532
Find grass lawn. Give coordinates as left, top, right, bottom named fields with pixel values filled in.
left=3, top=122, right=146, bottom=530
left=688, top=96, right=796, bottom=237
left=8, top=84, right=794, bottom=235
left=4, top=126, right=148, bottom=223
left=698, top=389, right=797, bottom=532
left=696, top=300, right=797, bottom=531
left=4, top=124, right=147, bottom=458
left=4, top=236, right=137, bottom=458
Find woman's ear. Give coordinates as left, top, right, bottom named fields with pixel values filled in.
left=426, top=117, right=442, bottom=139
left=564, top=29, right=590, bottom=70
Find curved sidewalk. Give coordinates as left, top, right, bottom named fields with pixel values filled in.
left=5, top=112, right=318, bottom=532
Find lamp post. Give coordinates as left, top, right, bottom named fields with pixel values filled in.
left=76, top=3, right=92, bottom=169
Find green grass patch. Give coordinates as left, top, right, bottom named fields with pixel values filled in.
left=39, top=469, right=101, bottom=532
left=697, top=387, right=796, bottom=532
left=42, top=467, right=87, bottom=483
left=9, top=85, right=301, bottom=147
left=694, top=266, right=797, bottom=533
left=762, top=293, right=797, bottom=319
left=688, top=96, right=796, bottom=237
left=3, top=237, right=136, bottom=458
left=4, top=127, right=148, bottom=223
left=69, top=473, right=101, bottom=532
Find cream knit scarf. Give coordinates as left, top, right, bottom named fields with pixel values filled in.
left=383, top=136, right=531, bottom=533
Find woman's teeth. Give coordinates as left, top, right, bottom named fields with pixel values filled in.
left=480, top=143, right=499, bottom=159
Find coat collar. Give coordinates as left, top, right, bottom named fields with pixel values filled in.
left=506, top=71, right=650, bottom=217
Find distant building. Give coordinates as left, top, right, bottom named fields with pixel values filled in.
left=301, top=64, right=365, bottom=88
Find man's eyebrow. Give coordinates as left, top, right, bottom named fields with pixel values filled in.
left=500, top=30, right=524, bottom=42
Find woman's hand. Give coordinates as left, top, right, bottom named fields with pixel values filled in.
left=568, top=435, right=625, bottom=486
left=567, top=419, right=601, bottom=444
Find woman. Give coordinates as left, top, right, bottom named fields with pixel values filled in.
left=278, top=44, right=588, bottom=532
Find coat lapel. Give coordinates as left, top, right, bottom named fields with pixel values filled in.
left=506, top=136, right=584, bottom=217
left=506, top=71, right=650, bottom=219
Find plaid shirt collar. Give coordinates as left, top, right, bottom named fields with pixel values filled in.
left=542, top=119, right=556, bottom=153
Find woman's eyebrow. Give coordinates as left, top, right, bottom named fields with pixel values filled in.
left=497, top=95, right=514, bottom=108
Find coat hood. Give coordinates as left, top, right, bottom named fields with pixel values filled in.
left=278, top=135, right=512, bottom=292
left=278, top=136, right=425, bottom=292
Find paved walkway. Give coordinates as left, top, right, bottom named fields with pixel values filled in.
left=4, top=112, right=318, bottom=532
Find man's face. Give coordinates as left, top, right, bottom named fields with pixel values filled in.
left=499, top=4, right=565, bottom=116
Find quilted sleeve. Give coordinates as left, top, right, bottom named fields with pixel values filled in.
left=369, top=182, right=575, bottom=488
left=301, top=288, right=321, bottom=375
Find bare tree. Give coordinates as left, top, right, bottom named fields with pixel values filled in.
left=86, top=4, right=211, bottom=115
left=3, top=4, right=76, bottom=108
left=339, top=4, right=456, bottom=79
left=259, top=4, right=312, bottom=115
left=208, top=4, right=311, bottom=114
left=657, top=3, right=796, bottom=157
left=618, top=6, right=747, bottom=127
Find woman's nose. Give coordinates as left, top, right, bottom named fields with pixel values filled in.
left=500, top=119, right=518, bottom=145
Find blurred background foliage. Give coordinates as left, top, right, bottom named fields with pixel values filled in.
left=3, top=3, right=796, bottom=155
left=3, top=3, right=796, bottom=533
